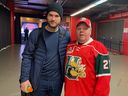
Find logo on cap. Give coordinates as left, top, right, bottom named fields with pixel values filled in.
left=77, top=17, right=91, bottom=27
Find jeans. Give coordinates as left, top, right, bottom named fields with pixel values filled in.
left=31, top=79, right=63, bottom=96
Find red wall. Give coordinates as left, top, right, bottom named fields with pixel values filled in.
left=7, top=1, right=15, bottom=45
left=70, top=17, right=79, bottom=41
left=122, top=19, right=128, bottom=55
left=91, top=22, right=97, bottom=40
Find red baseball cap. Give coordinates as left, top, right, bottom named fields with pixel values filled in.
left=76, top=17, right=91, bottom=27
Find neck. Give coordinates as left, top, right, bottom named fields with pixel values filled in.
left=45, top=25, right=58, bottom=32
left=78, top=37, right=91, bottom=44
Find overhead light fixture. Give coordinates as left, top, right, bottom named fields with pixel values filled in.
left=70, top=0, right=108, bottom=16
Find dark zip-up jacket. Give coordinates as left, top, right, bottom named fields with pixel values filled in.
left=20, top=25, right=70, bottom=90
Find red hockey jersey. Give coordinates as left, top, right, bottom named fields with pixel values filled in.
left=64, top=38, right=111, bottom=96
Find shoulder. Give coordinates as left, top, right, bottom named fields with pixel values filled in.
left=90, top=40, right=108, bottom=54
left=29, top=28, right=40, bottom=35
left=58, top=26, right=65, bottom=31
left=58, top=26, right=69, bottom=34
left=59, top=26, right=70, bottom=41
left=92, top=40, right=105, bottom=47
left=28, top=28, right=41, bottom=41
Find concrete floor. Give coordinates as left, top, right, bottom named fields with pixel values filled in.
left=0, top=44, right=128, bottom=96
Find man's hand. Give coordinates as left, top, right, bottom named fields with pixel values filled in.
left=20, top=80, right=33, bottom=93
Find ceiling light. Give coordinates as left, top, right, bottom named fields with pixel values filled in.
left=70, top=0, right=108, bottom=16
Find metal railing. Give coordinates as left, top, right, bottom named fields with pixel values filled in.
left=99, top=38, right=128, bottom=55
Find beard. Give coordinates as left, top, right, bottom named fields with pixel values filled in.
left=48, top=21, right=59, bottom=29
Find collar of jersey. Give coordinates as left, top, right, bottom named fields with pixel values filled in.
left=76, top=38, right=93, bottom=45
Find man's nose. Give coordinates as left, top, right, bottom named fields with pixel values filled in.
left=51, top=16, right=56, bottom=20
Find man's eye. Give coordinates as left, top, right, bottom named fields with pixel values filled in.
left=55, top=15, right=59, bottom=17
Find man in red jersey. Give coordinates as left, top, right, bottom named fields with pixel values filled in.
left=64, top=17, right=111, bottom=96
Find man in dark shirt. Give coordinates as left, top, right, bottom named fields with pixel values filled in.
left=20, top=3, right=70, bottom=96
left=24, top=27, right=29, bottom=41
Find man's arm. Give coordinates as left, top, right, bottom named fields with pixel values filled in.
left=94, top=52, right=111, bottom=96
left=20, top=29, right=39, bottom=92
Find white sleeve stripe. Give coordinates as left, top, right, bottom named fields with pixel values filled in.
left=80, top=45, right=109, bottom=55
left=87, top=45, right=109, bottom=55
left=96, top=73, right=111, bottom=77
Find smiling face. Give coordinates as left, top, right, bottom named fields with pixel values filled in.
left=76, top=22, right=91, bottom=43
left=47, top=11, right=61, bottom=28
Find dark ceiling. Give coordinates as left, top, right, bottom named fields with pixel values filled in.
left=3, top=0, right=128, bottom=20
